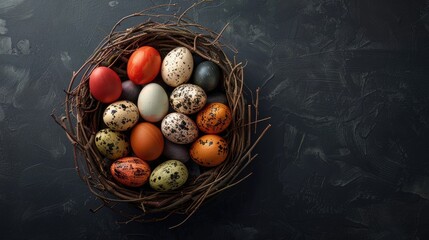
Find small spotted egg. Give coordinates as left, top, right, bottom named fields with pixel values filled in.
left=149, top=160, right=188, bottom=191
left=110, top=157, right=151, bottom=187
left=190, top=134, right=228, bottom=167
left=170, top=84, right=207, bottom=115
left=196, top=102, right=232, bottom=134
left=103, top=100, right=139, bottom=131
left=161, top=112, right=198, bottom=144
left=95, top=129, right=130, bottom=160
left=161, top=47, right=194, bottom=87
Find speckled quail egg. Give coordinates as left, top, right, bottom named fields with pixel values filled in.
left=170, top=84, right=207, bottom=115
left=95, top=128, right=130, bottom=160
left=161, top=112, right=198, bottom=144
left=161, top=47, right=194, bottom=87
left=149, top=160, right=189, bottom=191
left=103, top=100, right=139, bottom=131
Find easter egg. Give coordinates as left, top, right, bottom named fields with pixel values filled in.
left=130, top=122, right=164, bottom=161
left=196, top=102, right=232, bottom=134
left=110, top=157, right=151, bottom=187
left=163, top=140, right=190, bottom=163
left=170, top=84, right=207, bottom=115
left=161, top=47, right=193, bottom=87
left=103, top=100, right=139, bottom=131
left=190, top=134, right=228, bottom=167
left=121, top=80, right=142, bottom=103
left=192, top=61, right=221, bottom=92
left=95, top=129, right=130, bottom=160
left=89, top=66, right=122, bottom=103
left=137, top=83, right=169, bottom=122
left=161, top=113, right=199, bottom=144
left=127, top=46, right=161, bottom=85
left=149, top=160, right=188, bottom=191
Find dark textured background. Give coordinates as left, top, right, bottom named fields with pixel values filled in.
left=1, top=0, right=429, bottom=239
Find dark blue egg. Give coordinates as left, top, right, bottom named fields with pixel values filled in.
left=121, top=80, right=141, bottom=103
left=163, top=139, right=190, bottom=163
left=206, top=92, right=228, bottom=105
left=192, top=61, right=221, bottom=92
left=192, top=53, right=205, bottom=67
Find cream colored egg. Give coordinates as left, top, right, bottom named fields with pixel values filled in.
left=161, top=112, right=198, bottom=144
left=161, top=47, right=194, bottom=87
left=170, top=84, right=207, bottom=115
left=103, top=100, right=139, bottom=131
left=95, top=129, right=130, bottom=160
left=149, top=160, right=189, bottom=191
left=137, top=83, right=169, bottom=122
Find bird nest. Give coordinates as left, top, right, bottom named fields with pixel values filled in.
left=52, top=3, right=270, bottom=228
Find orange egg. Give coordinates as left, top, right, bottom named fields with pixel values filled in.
left=196, top=103, right=232, bottom=134
left=190, top=134, right=228, bottom=167
left=110, top=157, right=151, bottom=187
left=130, top=122, right=164, bottom=161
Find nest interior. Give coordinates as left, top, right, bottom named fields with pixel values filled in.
left=53, top=4, right=270, bottom=228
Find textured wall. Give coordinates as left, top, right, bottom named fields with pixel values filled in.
left=1, top=0, right=429, bottom=239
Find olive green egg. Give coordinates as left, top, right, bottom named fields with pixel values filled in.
left=95, top=128, right=130, bottom=160
left=149, top=160, right=189, bottom=191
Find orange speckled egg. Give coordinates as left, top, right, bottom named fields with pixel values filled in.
left=196, top=103, right=232, bottom=134
left=130, top=122, right=164, bottom=161
left=190, top=134, right=228, bottom=167
left=110, top=157, right=151, bottom=187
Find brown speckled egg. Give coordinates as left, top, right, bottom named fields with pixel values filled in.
left=95, top=129, right=130, bottom=160
left=161, top=47, right=193, bottom=87
left=103, top=100, right=139, bottom=131
left=190, top=134, right=228, bottom=167
left=110, top=157, right=151, bottom=187
left=170, top=84, right=207, bottom=115
left=196, top=102, right=232, bottom=134
left=161, top=112, right=198, bottom=144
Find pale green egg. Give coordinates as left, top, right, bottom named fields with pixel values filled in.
left=149, top=160, right=189, bottom=191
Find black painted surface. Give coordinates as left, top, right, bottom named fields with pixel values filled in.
left=1, top=0, right=429, bottom=239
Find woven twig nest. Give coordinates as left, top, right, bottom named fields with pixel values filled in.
left=53, top=3, right=270, bottom=228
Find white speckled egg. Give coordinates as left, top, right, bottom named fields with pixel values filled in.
left=161, top=112, right=198, bottom=144
left=95, top=129, right=130, bottom=160
left=161, top=47, right=194, bottom=87
left=170, top=84, right=207, bottom=115
left=137, top=83, right=169, bottom=122
left=103, top=100, right=139, bottom=131
left=149, top=160, right=188, bottom=191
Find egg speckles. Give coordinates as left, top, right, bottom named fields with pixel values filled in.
left=196, top=102, right=232, bottom=134
left=103, top=100, right=139, bottom=131
left=95, top=129, right=130, bottom=160
left=161, top=112, right=198, bottom=144
left=150, top=160, right=188, bottom=191
left=170, top=84, right=207, bottom=115
left=161, top=47, right=193, bottom=87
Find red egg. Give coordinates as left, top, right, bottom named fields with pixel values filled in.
left=110, top=157, right=151, bottom=187
left=89, top=66, right=122, bottom=103
left=127, top=46, right=161, bottom=85
left=130, top=122, right=164, bottom=161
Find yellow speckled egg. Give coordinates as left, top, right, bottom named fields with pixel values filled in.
left=196, top=102, right=232, bottom=134
left=149, top=160, right=188, bottom=191
left=190, top=134, right=228, bottom=167
left=95, top=128, right=130, bottom=160
left=103, top=100, right=139, bottom=131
